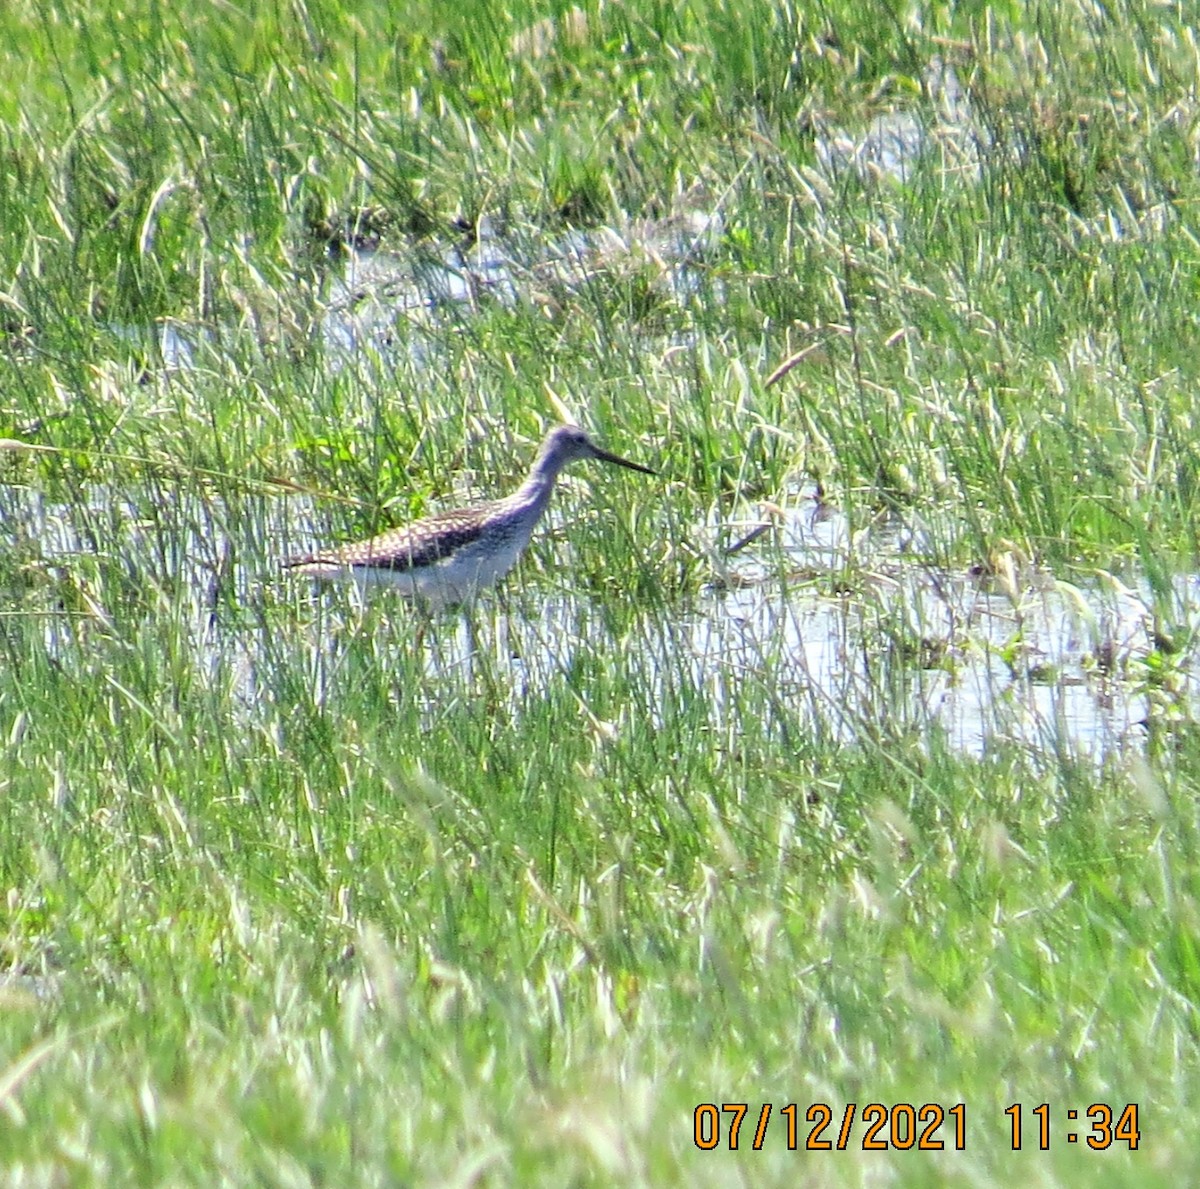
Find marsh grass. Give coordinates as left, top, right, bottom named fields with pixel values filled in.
left=2, top=0, right=1200, bottom=1183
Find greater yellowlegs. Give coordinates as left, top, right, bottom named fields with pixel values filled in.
left=284, top=425, right=655, bottom=607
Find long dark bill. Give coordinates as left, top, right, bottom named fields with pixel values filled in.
left=592, top=445, right=657, bottom=476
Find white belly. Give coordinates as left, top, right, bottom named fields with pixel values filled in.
left=352, top=530, right=529, bottom=608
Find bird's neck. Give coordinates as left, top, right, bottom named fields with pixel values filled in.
left=514, top=454, right=567, bottom=511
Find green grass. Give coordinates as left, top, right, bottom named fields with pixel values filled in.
left=1, top=0, right=1199, bottom=1183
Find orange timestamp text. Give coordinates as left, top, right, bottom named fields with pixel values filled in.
left=693, top=1103, right=967, bottom=1152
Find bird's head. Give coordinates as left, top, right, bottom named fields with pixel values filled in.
left=542, top=424, right=656, bottom=475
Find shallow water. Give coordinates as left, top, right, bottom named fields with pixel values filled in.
left=689, top=486, right=1178, bottom=759
left=815, top=58, right=978, bottom=185
left=3, top=478, right=1190, bottom=766
left=101, top=191, right=724, bottom=381
left=319, top=207, right=723, bottom=371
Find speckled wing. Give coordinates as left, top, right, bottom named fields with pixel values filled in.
left=287, top=504, right=490, bottom=574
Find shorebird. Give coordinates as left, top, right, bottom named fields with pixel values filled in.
left=284, top=425, right=656, bottom=607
